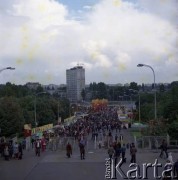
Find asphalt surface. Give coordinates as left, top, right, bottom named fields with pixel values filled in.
left=0, top=129, right=177, bottom=180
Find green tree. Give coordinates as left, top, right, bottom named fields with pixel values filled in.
left=0, top=97, right=24, bottom=136
left=96, top=82, right=107, bottom=99
left=129, top=82, right=139, bottom=91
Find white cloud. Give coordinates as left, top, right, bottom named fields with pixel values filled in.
left=0, top=0, right=177, bottom=84
left=83, top=5, right=92, bottom=10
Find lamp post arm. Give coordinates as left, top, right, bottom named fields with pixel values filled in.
left=143, top=65, right=155, bottom=87
left=0, top=67, right=15, bottom=73
left=0, top=68, right=7, bottom=73
left=34, top=96, right=37, bottom=127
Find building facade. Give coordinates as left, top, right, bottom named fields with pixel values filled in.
left=66, top=66, right=85, bottom=102
left=25, top=82, right=41, bottom=90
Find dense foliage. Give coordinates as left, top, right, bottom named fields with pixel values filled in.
left=134, top=82, right=178, bottom=138
left=0, top=83, right=70, bottom=136
left=0, top=81, right=178, bottom=139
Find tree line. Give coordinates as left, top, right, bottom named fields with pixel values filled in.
left=0, top=83, right=70, bottom=137
left=0, top=81, right=178, bottom=139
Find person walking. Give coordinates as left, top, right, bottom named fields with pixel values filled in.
left=8, top=142, right=13, bottom=159
left=167, top=152, right=174, bottom=164
left=4, top=145, right=9, bottom=161
left=174, top=159, right=178, bottom=180
left=66, top=142, right=72, bottom=158
left=18, top=143, right=23, bottom=160
left=41, top=138, right=46, bottom=152
left=35, top=139, right=41, bottom=157
left=115, top=142, right=121, bottom=164
left=13, top=142, right=19, bottom=159
left=130, top=143, right=137, bottom=163
left=163, top=160, right=172, bottom=180
left=31, top=138, right=35, bottom=149
left=108, top=145, right=115, bottom=159
left=79, top=139, right=85, bottom=160
left=117, top=144, right=127, bottom=168
left=160, top=139, right=168, bottom=159
left=121, top=144, right=126, bottom=163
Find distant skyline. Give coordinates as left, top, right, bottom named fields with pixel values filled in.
left=0, top=0, right=178, bottom=85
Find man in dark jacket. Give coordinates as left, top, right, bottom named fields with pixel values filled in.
left=18, top=143, right=23, bottom=160
left=174, top=159, right=178, bottom=179
left=130, top=143, right=137, bottom=163
left=160, top=139, right=168, bottom=158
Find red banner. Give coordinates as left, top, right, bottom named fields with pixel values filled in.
left=24, top=124, right=32, bottom=137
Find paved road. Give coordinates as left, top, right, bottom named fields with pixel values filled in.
left=0, top=129, right=177, bottom=180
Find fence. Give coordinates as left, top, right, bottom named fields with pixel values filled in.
left=47, top=136, right=77, bottom=151
left=134, top=135, right=169, bottom=149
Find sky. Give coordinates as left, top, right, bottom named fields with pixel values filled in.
left=0, top=0, right=178, bottom=85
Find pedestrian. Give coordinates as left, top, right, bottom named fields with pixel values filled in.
left=121, top=144, right=126, bottom=163
left=22, top=138, right=26, bottom=150
left=130, top=143, right=137, bottom=163
left=163, top=160, right=172, bottom=180
left=115, top=142, right=121, bottom=164
left=66, top=142, right=72, bottom=158
left=35, top=139, right=41, bottom=157
left=108, top=145, right=115, bottom=159
left=18, top=143, right=23, bottom=160
left=8, top=142, right=13, bottom=159
left=115, top=134, right=118, bottom=142
left=167, top=152, right=174, bottom=164
left=31, top=138, right=34, bottom=149
left=79, top=140, right=85, bottom=160
left=13, top=142, right=19, bottom=159
left=119, top=144, right=127, bottom=168
left=174, top=159, right=178, bottom=179
left=41, top=138, right=46, bottom=152
left=4, top=145, right=9, bottom=161
left=160, top=139, right=168, bottom=159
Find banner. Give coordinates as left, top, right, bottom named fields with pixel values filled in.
left=24, top=124, right=32, bottom=137
left=32, top=124, right=53, bottom=134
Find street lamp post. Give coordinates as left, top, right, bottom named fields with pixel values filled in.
left=138, top=92, right=141, bottom=123
left=137, top=64, right=157, bottom=120
left=58, top=99, right=60, bottom=121
left=34, top=92, right=47, bottom=127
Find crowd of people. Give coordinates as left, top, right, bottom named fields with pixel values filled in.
left=0, top=106, right=132, bottom=162
left=0, top=138, right=24, bottom=161
left=1, top=105, right=178, bottom=179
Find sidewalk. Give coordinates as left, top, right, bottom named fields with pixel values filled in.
left=0, top=148, right=47, bottom=180
left=0, top=129, right=177, bottom=180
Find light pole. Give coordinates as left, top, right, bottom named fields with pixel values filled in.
left=138, top=92, right=141, bottom=123
left=137, top=63, right=157, bottom=120
left=34, top=92, right=47, bottom=127
left=0, top=67, right=15, bottom=73
left=57, top=99, right=60, bottom=120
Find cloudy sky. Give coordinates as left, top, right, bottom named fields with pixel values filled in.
left=0, top=0, right=178, bottom=85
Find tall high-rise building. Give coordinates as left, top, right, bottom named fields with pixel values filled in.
left=66, top=66, right=85, bottom=102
